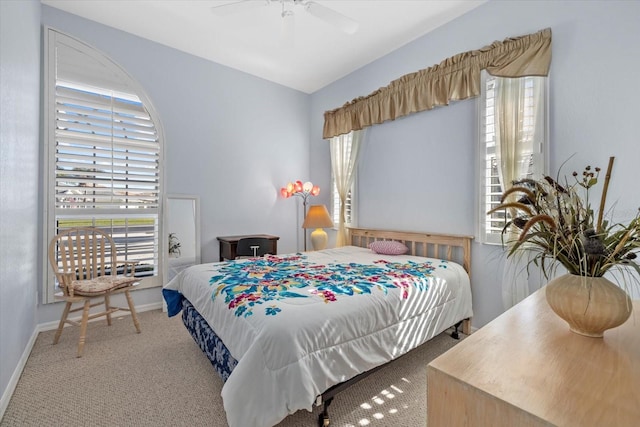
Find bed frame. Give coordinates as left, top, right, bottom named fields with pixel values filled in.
left=347, top=227, right=472, bottom=333
left=348, top=227, right=472, bottom=282
left=179, top=227, right=474, bottom=427
left=312, top=227, right=474, bottom=426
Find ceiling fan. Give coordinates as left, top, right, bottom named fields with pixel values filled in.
left=211, top=0, right=359, bottom=35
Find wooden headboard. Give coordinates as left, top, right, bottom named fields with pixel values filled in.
left=348, top=227, right=474, bottom=334
left=347, top=227, right=473, bottom=274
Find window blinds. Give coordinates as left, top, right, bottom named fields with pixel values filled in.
left=54, top=83, right=160, bottom=210
left=45, top=28, right=163, bottom=299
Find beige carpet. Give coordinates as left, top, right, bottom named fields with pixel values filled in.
left=1, top=309, right=462, bottom=427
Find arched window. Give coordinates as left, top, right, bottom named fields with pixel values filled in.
left=43, top=28, right=164, bottom=302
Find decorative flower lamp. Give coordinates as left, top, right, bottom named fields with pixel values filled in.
left=302, top=205, right=334, bottom=251
left=280, top=180, right=320, bottom=250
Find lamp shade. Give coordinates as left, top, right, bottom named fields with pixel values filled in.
left=302, top=205, right=333, bottom=251
left=302, top=205, right=334, bottom=229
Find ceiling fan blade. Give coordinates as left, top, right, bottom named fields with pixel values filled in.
left=304, top=1, right=358, bottom=35
left=211, top=0, right=269, bottom=16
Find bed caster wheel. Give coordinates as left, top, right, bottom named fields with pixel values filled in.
left=318, top=414, right=330, bottom=427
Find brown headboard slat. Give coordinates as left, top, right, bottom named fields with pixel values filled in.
left=347, top=227, right=473, bottom=274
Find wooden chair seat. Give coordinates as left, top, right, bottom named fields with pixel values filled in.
left=48, top=227, right=142, bottom=357
left=69, top=275, right=139, bottom=296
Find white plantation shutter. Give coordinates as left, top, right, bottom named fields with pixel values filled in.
left=331, top=179, right=353, bottom=226
left=330, top=132, right=355, bottom=228
left=478, top=72, right=546, bottom=244
left=54, top=83, right=160, bottom=210
left=44, top=28, right=164, bottom=301
left=54, top=216, right=158, bottom=277
left=481, top=77, right=505, bottom=241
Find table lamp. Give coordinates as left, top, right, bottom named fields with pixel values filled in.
left=302, top=204, right=334, bottom=251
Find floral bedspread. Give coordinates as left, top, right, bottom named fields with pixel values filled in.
left=163, top=246, right=472, bottom=427
left=211, top=254, right=446, bottom=318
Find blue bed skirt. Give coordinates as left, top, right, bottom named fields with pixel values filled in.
left=163, top=289, right=238, bottom=382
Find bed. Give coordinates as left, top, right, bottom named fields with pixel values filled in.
left=162, top=227, right=473, bottom=427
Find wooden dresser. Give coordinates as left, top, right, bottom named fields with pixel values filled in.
left=427, top=288, right=640, bottom=427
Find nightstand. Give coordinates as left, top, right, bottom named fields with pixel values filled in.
left=216, top=234, right=279, bottom=261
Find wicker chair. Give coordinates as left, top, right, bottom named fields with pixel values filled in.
left=48, top=227, right=141, bottom=357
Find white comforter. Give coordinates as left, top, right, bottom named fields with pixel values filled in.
left=164, top=246, right=472, bottom=427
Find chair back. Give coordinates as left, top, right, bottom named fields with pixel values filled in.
left=236, top=237, right=270, bottom=258
left=49, top=227, right=118, bottom=290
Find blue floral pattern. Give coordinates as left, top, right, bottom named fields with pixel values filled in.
left=209, top=254, right=448, bottom=318
left=182, top=298, right=237, bottom=382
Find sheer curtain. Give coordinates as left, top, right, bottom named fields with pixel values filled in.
left=495, top=76, right=546, bottom=308
left=330, top=129, right=365, bottom=247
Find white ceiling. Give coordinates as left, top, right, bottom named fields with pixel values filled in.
left=41, top=0, right=487, bottom=94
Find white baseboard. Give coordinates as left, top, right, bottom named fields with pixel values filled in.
left=0, top=326, right=39, bottom=421
left=37, top=301, right=163, bottom=332
left=0, top=301, right=163, bottom=421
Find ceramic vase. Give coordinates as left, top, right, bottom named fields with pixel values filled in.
left=545, top=273, right=632, bottom=338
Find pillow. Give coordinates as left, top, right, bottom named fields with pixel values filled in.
left=368, top=240, right=409, bottom=255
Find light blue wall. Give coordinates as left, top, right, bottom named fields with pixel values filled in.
left=0, top=0, right=41, bottom=414
left=311, top=0, right=640, bottom=328
left=36, top=6, right=312, bottom=324
left=2, top=0, right=640, bottom=413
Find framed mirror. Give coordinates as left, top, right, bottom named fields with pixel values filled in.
left=165, top=194, right=201, bottom=282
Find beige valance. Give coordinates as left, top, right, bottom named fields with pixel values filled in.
left=323, top=28, right=552, bottom=139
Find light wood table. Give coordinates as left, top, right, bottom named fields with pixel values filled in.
left=427, top=288, right=640, bottom=427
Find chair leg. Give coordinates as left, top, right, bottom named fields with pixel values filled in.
left=125, top=290, right=141, bottom=333
left=77, top=299, right=91, bottom=358
left=53, top=302, right=72, bottom=345
left=105, top=294, right=112, bottom=326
